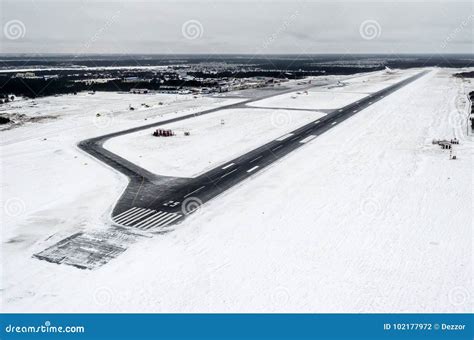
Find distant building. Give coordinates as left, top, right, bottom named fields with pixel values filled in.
left=130, top=88, right=149, bottom=94
left=15, top=72, right=36, bottom=79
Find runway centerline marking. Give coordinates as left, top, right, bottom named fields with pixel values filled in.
left=184, top=186, right=206, bottom=198
left=222, top=163, right=235, bottom=170
left=221, top=168, right=238, bottom=179
left=250, top=155, right=262, bottom=163
left=271, top=145, right=283, bottom=152
left=247, top=166, right=259, bottom=173
left=331, top=121, right=337, bottom=125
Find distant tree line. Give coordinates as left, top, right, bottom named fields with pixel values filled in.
left=0, top=76, right=217, bottom=98
left=188, top=67, right=384, bottom=79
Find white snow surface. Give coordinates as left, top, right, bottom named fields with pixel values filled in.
left=1, top=69, right=472, bottom=313
left=105, top=108, right=326, bottom=178
left=248, top=69, right=420, bottom=110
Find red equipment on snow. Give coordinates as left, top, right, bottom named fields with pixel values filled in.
left=153, top=129, right=175, bottom=137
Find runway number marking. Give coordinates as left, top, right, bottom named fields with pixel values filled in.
left=163, top=200, right=180, bottom=207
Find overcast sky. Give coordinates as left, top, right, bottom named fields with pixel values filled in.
left=1, top=0, right=473, bottom=54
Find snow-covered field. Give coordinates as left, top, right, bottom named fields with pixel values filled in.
left=0, top=92, right=243, bottom=242
left=1, top=68, right=472, bottom=313
left=104, top=70, right=417, bottom=178
left=105, top=108, right=326, bottom=177
left=249, top=91, right=368, bottom=110
left=248, top=69, right=420, bottom=110
left=0, top=91, right=243, bottom=132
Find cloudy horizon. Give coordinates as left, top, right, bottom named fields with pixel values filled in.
left=1, top=0, right=473, bottom=55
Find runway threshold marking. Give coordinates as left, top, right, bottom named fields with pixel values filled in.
left=114, top=208, right=146, bottom=223
left=120, top=209, right=154, bottom=224
left=222, top=163, right=235, bottom=170
left=113, top=207, right=140, bottom=220
left=148, top=214, right=182, bottom=229
left=112, top=207, right=185, bottom=231
left=276, top=133, right=294, bottom=141
left=142, top=213, right=179, bottom=230
left=299, top=135, right=317, bottom=144
left=115, top=208, right=149, bottom=223
left=247, top=166, right=259, bottom=173
left=134, top=211, right=168, bottom=228
left=139, top=212, right=176, bottom=230
left=184, top=186, right=206, bottom=198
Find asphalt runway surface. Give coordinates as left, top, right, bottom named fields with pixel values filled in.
left=80, top=71, right=429, bottom=232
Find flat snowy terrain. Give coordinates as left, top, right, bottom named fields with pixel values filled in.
left=1, top=68, right=472, bottom=313
left=105, top=108, right=326, bottom=177
left=248, top=69, right=420, bottom=110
